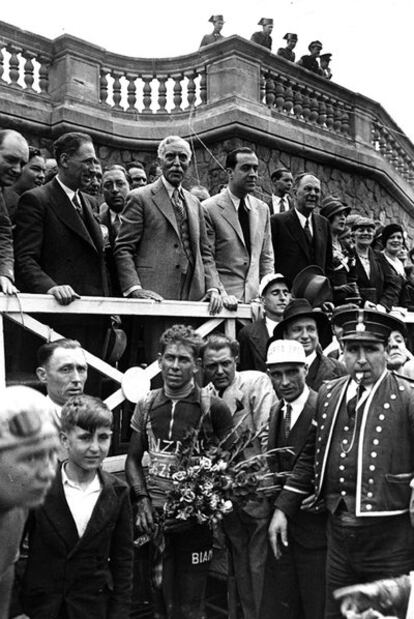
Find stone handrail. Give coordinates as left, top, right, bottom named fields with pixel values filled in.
left=1, top=20, right=414, bottom=185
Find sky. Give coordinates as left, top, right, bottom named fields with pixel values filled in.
left=3, top=0, right=414, bottom=140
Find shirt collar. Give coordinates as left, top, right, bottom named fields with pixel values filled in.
left=265, top=316, right=280, bottom=337
left=284, top=384, right=310, bottom=414
left=294, top=208, right=312, bottom=227
left=227, top=188, right=252, bottom=211
left=306, top=350, right=317, bottom=366
left=62, top=462, right=100, bottom=492
left=161, top=175, right=182, bottom=200
left=56, top=175, right=78, bottom=202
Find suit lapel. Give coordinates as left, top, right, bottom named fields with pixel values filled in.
left=248, top=199, right=260, bottom=256
left=285, top=210, right=311, bottom=261
left=183, top=190, right=199, bottom=252
left=50, top=180, right=98, bottom=251
left=41, top=468, right=79, bottom=551
left=79, top=192, right=104, bottom=253
left=250, top=319, right=269, bottom=354
left=219, top=192, right=245, bottom=246
left=288, top=391, right=317, bottom=455
left=312, top=214, right=324, bottom=262
left=151, top=178, right=180, bottom=237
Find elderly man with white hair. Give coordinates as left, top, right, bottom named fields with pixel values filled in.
left=0, top=386, right=59, bottom=617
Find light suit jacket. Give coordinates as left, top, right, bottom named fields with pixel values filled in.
left=114, top=177, right=221, bottom=299
left=203, top=190, right=274, bottom=302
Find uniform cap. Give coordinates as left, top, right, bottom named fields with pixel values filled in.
left=266, top=339, right=307, bottom=365
left=308, top=40, right=323, bottom=51
left=319, top=53, right=332, bottom=61
left=259, top=272, right=288, bottom=296
left=258, top=18, right=273, bottom=26
left=334, top=308, right=407, bottom=342
left=283, top=33, right=298, bottom=41
left=209, top=15, right=224, bottom=23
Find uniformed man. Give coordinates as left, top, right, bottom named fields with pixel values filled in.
left=297, top=40, right=323, bottom=74
left=250, top=18, right=274, bottom=50
left=268, top=308, right=414, bottom=618
left=320, top=53, right=333, bottom=79
left=199, top=15, right=225, bottom=48
left=277, top=33, right=298, bottom=62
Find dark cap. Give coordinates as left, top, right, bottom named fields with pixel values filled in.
left=320, top=196, right=351, bottom=220
left=292, top=265, right=333, bottom=308
left=308, top=40, right=323, bottom=51
left=334, top=308, right=407, bottom=343
left=258, top=18, right=273, bottom=26
left=319, top=53, right=332, bottom=61
left=273, top=298, right=332, bottom=348
left=209, top=14, right=224, bottom=22
left=351, top=216, right=376, bottom=231
left=283, top=33, right=298, bottom=40
left=381, top=223, right=404, bottom=246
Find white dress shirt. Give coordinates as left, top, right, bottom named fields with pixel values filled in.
left=283, top=385, right=310, bottom=430
left=271, top=194, right=290, bottom=215
left=62, top=464, right=102, bottom=537
left=265, top=316, right=279, bottom=337
left=227, top=188, right=254, bottom=212
left=294, top=208, right=314, bottom=236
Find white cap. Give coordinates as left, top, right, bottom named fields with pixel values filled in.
left=259, top=273, right=287, bottom=296
left=266, top=339, right=306, bottom=365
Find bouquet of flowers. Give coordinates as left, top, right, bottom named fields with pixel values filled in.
left=161, top=425, right=292, bottom=528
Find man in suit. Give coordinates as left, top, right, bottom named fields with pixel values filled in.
left=202, top=333, right=278, bottom=619
left=262, top=339, right=326, bottom=619
left=269, top=308, right=414, bottom=618
left=238, top=272, right=291, bottom=372
left=203, top=147, right=274, bottom=309
left=114, top=135, right=222, bottom=364
left=269, top=168, right=293, bottom=215
left=14, top=132, right=110, bottom=365
left=273, top=298, right=347, bottom=391
left=271, top=172, right=333, bottom=286
left=0, top=129, right=29, bottom=294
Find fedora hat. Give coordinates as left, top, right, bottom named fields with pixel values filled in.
left=292, top=265, right=333, bottom=308
left=273, top=298, right=332, bottom=348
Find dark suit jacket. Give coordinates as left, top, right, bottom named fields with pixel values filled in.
left=0, top=190, right=15, bottom=281
left=354, top=248, right=385, bottom=307
left=237, top=318, right=269, bottom=373
left=377, top=253, right=405, bottom=309
left=271, top=209, right=333, bottom=286
left=14, top=178, right=109, bottom=296
left=268, top=389, right=326, bottom=549
left=114, top=177, right=220, bottom=299
left=23, top=467, right=133, bottom=619
left=306, top=351, right=347, bottom=392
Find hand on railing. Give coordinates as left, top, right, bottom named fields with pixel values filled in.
left=203, top=289, right=223, bottom=315
left=0, top=276, right=18, bottom=295
left=222, top=294, right=238, bottom=311
left=47, top=285, right=81, bottom=305
left=128, top=289, right=163, bottom=302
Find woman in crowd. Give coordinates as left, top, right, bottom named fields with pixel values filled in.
left=386, top=327, right=414, bottom=379
left=377, top=223, right=406, bottom=309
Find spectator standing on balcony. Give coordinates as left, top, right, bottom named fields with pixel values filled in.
left=202, top=333, right=277, bottom=619
left=126, top=161, right=147, bottom=189
left=125, top=325, right=234, bottom=619
left=203, top=147, right=274, bottom=309
left=4, top=146, right=46, bottom=222
left=114, top=135, right=222, bottom=363
left=238, top=273, right=291, bottom=372
left=250, top=18, right=274, bottom=50
left=297, top=40, right=323, bottom=74
left=14, top=132, right=110, bottom=365
left=0, top=129, right=28, bottom=295
left=277, top=33, right=298, bottom=62
left=319, top=53, right=333, bottom=79
left=271, top=172, right=333, bottom=285
left=199, top=15, right=225, bottom=48
left=269, top=167, right=293, bottom=215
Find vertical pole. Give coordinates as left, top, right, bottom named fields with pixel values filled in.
left=224, top=318, right=236, bottom=339
left=0, top=315, right=6, bottom=388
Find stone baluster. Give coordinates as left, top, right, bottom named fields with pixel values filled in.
left=171, top=73, right=183, bottom=112
left=126, top=73, right=137, bottom=113
left=301, top=87, right=311, bottom=123
left=199, top=68, right=207, bottom=105
left=378, top=128, right=387, bottom=156
left=317, top=94, right=327, bottom=127
left=112, top=70, right=123, bottom=110
left=333, top=101, right=343, bottom=133
left=325, top=97, right=334, bottom=130
left=384, top=134, right=393, bottom=162
left=395, top=147, right=406, bottom=175
left=7, top=44, right=22, bottom=88
left=265, top=72, right=275, bottom=107
left=292, top=85, right=303, bottom=119
left=259, top=70, right=266, bottom=104
left=99, top=68, right=110, bottom=105
left=309, top=90, right=319, bottom=124
left=284, top=80, right=294, bottom=115
left=157, top=75, right=168, bottom=113
left=0, top=46, right=5, bottom=84
left=185, top=71, right=197, bottom=109
left=371, top=122, right=380, bottom=149
left=38, top=55, right=50, bottom=94
left=341, top=105, right=352, bottom=135
left=22, top=51, right=35, bottom=91
left=274, top=75, right=285, bottom=112
left=142, top=74, right=153, bottom=113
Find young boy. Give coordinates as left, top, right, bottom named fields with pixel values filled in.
left=22, top=395, right=133, bottom=619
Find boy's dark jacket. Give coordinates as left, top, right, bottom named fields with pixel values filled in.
left=22, top=464, right=133, bottom=619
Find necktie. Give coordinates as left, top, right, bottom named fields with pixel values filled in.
left=113, top=213, right=121, bottom=236
left=72, top=192, right=83, bottom=219
left=172, top=188, right=186, bottom=221
left=279, top=196, right=287, bottom=213
left=238, top=198, right=251, bottom=254
left=347, top=385, right=365, bottom=417
left=283, top=402, right=292, bottom=440
left=303, top=217, right=313, bottom=245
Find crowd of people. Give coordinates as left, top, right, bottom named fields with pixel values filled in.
left=1, top=125, right=414, bottom=619
left=199, top=15, right=333, bottom=79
